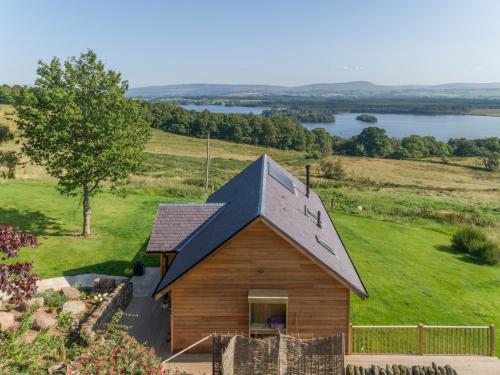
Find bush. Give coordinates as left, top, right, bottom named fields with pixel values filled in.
left=68, top=312, right=165, bottom=374
left=320, top=158, right=346, bottom=180
left=451, top=227, right=499, bottom=264
left=38, top=289, right=67, bottom=312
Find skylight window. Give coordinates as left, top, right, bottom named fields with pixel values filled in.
left=316, top=235, right=336, bottom=256
left=268, top=163, right=295, bottom=194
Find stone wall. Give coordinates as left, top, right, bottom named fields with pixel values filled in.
left=80, top=281, right=132, bottom=342
left=345, top=364, right=457, bottom=375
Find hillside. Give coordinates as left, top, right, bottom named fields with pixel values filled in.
left=1, top=104, right=499, bottom=353
left=127, top=81, right=500, bottom=99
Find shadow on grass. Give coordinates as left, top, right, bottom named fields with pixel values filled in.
left=62, top=236, right=157, bottom=277
left=0, top=207, right=65, bottom=236
left=435, top=244, right=486, bottom=266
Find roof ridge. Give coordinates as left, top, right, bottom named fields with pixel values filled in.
left=257, top=154, right=268, bottom=216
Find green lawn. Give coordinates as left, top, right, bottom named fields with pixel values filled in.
left=0, top=180, right=198, bottom=277
left=335, top=211, right=500, bottom=354
left=0, top=112, right=498, bottom=354
left=2, top=180, right=498, bottom=351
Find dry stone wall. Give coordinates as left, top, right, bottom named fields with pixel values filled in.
left=79, top=281, right=132, bottom=341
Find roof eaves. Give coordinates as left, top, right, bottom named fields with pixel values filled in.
left=318, top=198, right=369, bottom=299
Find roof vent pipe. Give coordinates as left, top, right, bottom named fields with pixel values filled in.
left=317, top=210, right=322, bottom=228
left=306, top=165, right=311, bottom=198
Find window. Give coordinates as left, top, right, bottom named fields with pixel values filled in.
left=268, top=163, right=295, bottom=194
left=248, top=289, right=288, bottom=337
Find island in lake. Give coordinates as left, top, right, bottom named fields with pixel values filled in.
left=356, top=114, right=378, bottom=123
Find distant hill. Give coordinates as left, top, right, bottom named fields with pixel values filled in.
left=127, top=81, right=500, bottom=99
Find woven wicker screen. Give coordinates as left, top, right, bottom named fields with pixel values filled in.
left=213, top=334, right=344, bottom=375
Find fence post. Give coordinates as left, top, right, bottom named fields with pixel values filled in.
left=490, top=325, right=496, bottom=357
left=418, top=324, right=424, bottom=355
left=347, top=323, right=352, bottom=355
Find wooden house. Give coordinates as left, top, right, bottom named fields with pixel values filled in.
left=148, top=155, right=367, bottom=353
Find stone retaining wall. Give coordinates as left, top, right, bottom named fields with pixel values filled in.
left=79, top=281, right=132, bottom=342
left=345, top=363, right=457, bottom=375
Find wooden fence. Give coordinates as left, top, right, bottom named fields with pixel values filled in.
left=348, top=324, right=495, bottom=356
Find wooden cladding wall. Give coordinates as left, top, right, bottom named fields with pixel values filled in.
left=170, top=219, right=349, bottom=353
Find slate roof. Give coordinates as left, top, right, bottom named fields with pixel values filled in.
left=146, top=203, right=225, bottom=253
left=152, top=154, right=368, bottom=299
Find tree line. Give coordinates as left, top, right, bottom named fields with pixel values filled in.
left=262, top=106, right=336, bottom=123
left=169, top=96, right=500, bottom=115
left=145, top=102, right=334, bottom=157
left=332, top=127, right=499, bottom=170
left=0, top=84, right=22, bottom=104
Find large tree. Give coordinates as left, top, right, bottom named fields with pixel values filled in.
left=15, top=50, right=150, bottom=236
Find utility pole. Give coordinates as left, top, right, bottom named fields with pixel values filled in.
left=205, top=130, right=210, bottom=192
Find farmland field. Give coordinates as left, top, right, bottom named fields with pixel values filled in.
left=0, top=104, right=499, bottom=354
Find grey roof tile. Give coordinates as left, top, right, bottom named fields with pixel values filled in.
left=152, top=155, right=368, bottom=299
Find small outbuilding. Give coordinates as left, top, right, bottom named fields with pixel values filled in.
left=148, top=155, right=367, bottom=353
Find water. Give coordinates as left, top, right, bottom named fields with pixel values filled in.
left=181, top=104, right=500, bottom=140
left=303, top=113, right=500, bottom=141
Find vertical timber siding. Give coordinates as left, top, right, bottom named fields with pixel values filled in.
left=170, top=219, right=349, bottom=353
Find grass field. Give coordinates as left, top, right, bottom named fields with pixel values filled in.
left=469, top=108, right=500, bottom=117
left=1, top=104, right=499, bottom=353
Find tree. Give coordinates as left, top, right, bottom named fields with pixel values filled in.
left=355, top=127, right=392, bottom=157
left=478, top=148, right=499, bottom=171
left=312, top=128, right=333, bottom=158
left=0, top=225, right=39, bottom=305
left=401, top=135, right=427, bottom=159
left=0, top=125, right=19, bottom=179
left=15, top=50, right=150, bottom=236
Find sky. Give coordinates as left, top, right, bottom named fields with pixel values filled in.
left=2, top=0, right=500, bottom=87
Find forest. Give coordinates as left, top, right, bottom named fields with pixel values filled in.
left=262, top=106, right=336, bottom=122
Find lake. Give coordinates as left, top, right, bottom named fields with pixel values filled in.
left=181, top=104, right=500, bottom=140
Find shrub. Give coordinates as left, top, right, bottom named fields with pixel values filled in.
left=68, top=312, right=165, bottom=374
left=320, top=158, right=346, bottom=180
left=451, top=227, right=499, bottom=264
left=38, top=289, right=67, bottom=312
left=57, top=311, right=73, bottom=330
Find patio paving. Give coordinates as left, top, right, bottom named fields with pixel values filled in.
left=37, top=273, right=127, bottom=291
left=120, top=267, right=171, bottom=358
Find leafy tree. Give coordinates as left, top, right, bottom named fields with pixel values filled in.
left=311, top=128, right=333, bottom=157
left=355, top=127, right=392, bottom=157
left=15, top=50, right=150, bottom=236
left=478, top=148, right=499, bottom=171
left=0, top=125, right=19, bottom=179
left=401, top=135, right=428, bottom=158
left=448, top=138, right=479, bottom=156
left=0, top=225, right=39, bottom=305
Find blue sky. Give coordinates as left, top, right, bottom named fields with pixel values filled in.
left=2, top=0, right=500, bottom=87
